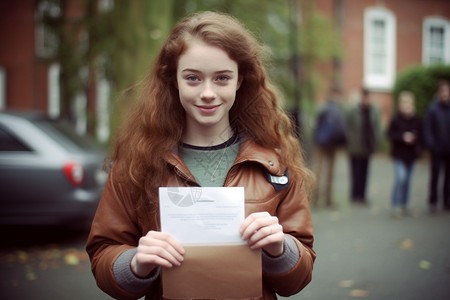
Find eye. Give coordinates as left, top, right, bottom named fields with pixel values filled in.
left=216, top=75, right=230, bottom=83
left=185, top=75, right=200, bottom=82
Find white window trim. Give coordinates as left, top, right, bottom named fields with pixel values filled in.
left=422, top=16, right=450, bottom=65
left=48, top=63, right=60, bottom=118
left=0, top=67, right=5, bottom=110
left=363, top=7, right=397, bottom=91
left=96, top=74, right=110, bottom=143
left=74, top=92, right=87, bottom=135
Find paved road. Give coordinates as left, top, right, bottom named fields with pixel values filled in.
left=1, top=153, right=449, bottom=299
left=283, top=152, right=450, bottom=300
left=0, top=226, right=111, bottom=300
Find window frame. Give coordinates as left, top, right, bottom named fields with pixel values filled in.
left=0, top=67, right=5, bottom=110
left=35, top=0, right=61, bottom=59
left=363, top=7, right=397, bottom=91
left=422, top=16, right=450, bottom=66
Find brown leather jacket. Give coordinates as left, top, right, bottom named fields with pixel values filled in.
left=86, top=139, right=315, bottom=299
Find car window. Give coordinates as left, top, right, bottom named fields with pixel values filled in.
left=34, top=120, right=102, bottom=153
left=0, top=126, right=32, bottom=152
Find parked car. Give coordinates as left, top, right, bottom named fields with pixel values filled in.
left=0, top=111, right=107, bottom=228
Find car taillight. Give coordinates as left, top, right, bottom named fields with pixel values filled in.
left=63, top=162, right=84, bottom=187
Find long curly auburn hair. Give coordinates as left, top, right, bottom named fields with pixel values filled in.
left=110, top=11, right=313, bottom=206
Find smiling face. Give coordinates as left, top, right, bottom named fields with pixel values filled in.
left=176, top=39, right=242, bottom=144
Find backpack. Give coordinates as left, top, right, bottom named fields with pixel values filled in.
left=314, top=104, right=347, bottom=148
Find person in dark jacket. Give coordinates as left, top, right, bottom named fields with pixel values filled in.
left=423, top=79, right=450, bottom=212
left=312, top=86, right=347, bottom=207
left=345, top=88, right=383, bottom=204
left=387, top=91, right=422, bottom=217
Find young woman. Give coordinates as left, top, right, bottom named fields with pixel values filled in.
left=86, top=11, right=315, bottom=299
left=387, top=91, right=422, bottom=217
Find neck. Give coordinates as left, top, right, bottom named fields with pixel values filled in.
left=182, top=125, right=234, bottom=147
left=401, top=112, right=413, bottom=118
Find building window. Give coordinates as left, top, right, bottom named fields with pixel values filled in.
left=0, top=67, right=5, bottom=110
left=35, top=0, right=61, bottom=59
left=423, top=17, right=450, bottom=65
left=98, top=0, right=114, bottom=12
left=363, top=7, right=396, bottom=91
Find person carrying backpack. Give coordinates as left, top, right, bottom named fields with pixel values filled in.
left=312, top=87, right=347, bottom=207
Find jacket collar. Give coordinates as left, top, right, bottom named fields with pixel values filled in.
left=165, top=138, right=286, bottom=181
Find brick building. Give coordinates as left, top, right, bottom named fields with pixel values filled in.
left=1, top=0, right=449, bottom=140
left=0, top=0, right=111, bottom=141
left=314, top=0, right=450, bottom=122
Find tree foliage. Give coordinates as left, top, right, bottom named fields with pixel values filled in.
left=393, top=64, right=450, bottom=116
left=299, top=1, right=342, bottom=105
left=49, top=0, right=340, bottom=142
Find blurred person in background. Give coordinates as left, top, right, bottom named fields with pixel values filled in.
left=86, top=11, right=315, bottom=300
left=387, top=91, right=422, bottom=218
left=345, top=88, right=382, bottom=204
left=312, top=86, right=347, bottom=207
left=423, top=79, right=450, bottom=213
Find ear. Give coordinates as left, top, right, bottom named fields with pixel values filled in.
left=236, top=75, right=243, bottom=91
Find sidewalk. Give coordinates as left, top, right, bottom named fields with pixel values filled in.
left=282, top=152, right=450, bottom=300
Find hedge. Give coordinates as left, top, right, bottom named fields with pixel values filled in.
left=392, top=64, right=450, bottom=116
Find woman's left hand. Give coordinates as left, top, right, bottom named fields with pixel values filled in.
left=239, top=212, right=284, bottom=257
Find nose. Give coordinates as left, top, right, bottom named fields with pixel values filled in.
left=200, top=81, right=216, bottom=101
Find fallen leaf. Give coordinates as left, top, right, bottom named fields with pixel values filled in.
left=25, top=271, right=37, bottom=281
left=38, top=261, right=49, bottom=270
left=64, top=253, right=80, bottom=266
left=5, top=253, right=16, bottom=263
left=419, top=260, right=432, bottom=270
left=40, top=248, right=61, bottom=260
left=349, top=289, right=369, bottom=297
left=17, top=251, right=28, bottom=264
left=339, top=280, right=355, bottom=288
left=400, top=238, right=414, bottom=250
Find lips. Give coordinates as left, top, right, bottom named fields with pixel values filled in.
left=197, top=105, right=220, bottom=114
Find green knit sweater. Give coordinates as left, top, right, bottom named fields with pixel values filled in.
left=178, top=135, right=240, bottom=187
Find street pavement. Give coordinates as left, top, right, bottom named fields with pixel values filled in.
left=1, top=152, right=449, bottom=299
left=282, top=151, right=450, bottom=300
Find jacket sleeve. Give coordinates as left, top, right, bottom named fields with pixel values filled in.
left=262, top=173, right=316, bottom=297
left=85, top=168, right=156, bottom=299
left=372, top=105, right=384, bottom=151
left=313, top=109, right=326, bottom=140
left=387, top=116, right=403, bottom=142
left=423, top=105, right=436, bottom=150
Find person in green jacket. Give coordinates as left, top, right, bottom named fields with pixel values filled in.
left=345, top=88, right=383, bottom=204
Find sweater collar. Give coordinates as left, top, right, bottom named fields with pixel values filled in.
left=166, top=138, right=285, bottom=179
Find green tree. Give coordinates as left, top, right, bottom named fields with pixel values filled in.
left=46, top=0, right=174, bottom=140
left=98, top=0, right=174, bottom=139
left=299, top=1, right=342, bottom=103
left=393, top=64, right=450, bottom=116
left=174, top=1, right=341, bottom=114
left=179, top=0, right=296, bottom=102
left=48, top=0, right=339, bottom=143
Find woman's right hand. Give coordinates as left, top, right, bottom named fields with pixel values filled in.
left=403, top=132, right=416, bottom=144
left=130, top=231, right=185, bottom=278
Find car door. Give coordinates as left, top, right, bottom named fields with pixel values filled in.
left=0, top=120, right=66, bottom=224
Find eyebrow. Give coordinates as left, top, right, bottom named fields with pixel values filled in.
left=181, top=68, right=234, bottom=74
